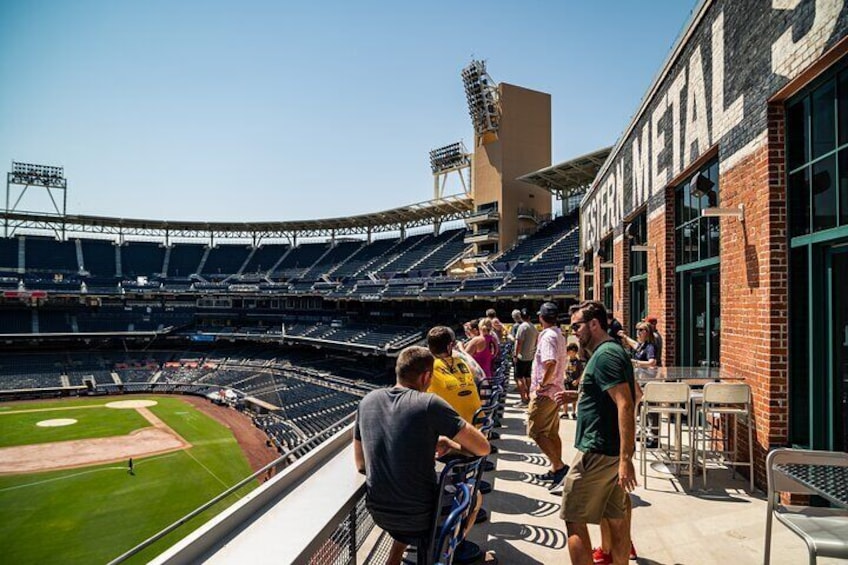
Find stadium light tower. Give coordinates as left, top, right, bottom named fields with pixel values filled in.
left=5, top=161, right=68, bottom=238
left=429, top=141, right=471, bottom=199
left=461, top=60, right=501, bottom=144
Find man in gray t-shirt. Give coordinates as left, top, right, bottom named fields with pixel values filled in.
left=513, top=308, right=539, bottom=404
left=354, top=346, right=490, bottom=565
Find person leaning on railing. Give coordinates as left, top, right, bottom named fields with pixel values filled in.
left=353, top=345, right=490, bottom=565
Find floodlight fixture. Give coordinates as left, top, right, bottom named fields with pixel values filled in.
left=10, top=161, right=66, bottom=188
left=461, top=60, right=501, bottom=136
left=429, top=141, right=470, bottom=174
left=702, top=204, right=745, bottom=222
left=6, top=161, right=69, bottom=238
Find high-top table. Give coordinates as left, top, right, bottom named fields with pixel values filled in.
left=635, top=367, right=734, bottom=480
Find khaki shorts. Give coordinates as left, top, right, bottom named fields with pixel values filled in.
left=527, top=395, right=559, bottom=440
left=559, top=451, right=628, bottom=524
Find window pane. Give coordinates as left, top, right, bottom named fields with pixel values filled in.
left=839, top=70, right=848, bottom=146
left=699, top=216, right=710, bottom=260
left=811, top=80, right=836, bottom=160
left=675, top=189, right=683, bottom=228
left=841, top=149, right=848, bottom=226
left=788, top=98, right=809, bottom=170
left=790, top=168, right=810, bottom=237
left=675, top=227, right=683, bottom=264
left=812, top=155, right=837, bottom=232
left=707, top=217, right=720, bottom=259
left=682, top=225, right=695, bottom=264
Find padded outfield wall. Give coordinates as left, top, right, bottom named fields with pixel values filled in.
left=578, top=0, right=848, bottom=485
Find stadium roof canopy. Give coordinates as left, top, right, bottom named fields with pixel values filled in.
left=518, top=146, right=612, bottom=200
left=1, top=195, right=473, bottom=240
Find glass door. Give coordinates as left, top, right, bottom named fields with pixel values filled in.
left=827, top=245, right=848, bottom=452
left=679, top=266, right=720, bottom=367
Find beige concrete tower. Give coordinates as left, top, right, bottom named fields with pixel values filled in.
left=465, top=82, right=551, bottom=257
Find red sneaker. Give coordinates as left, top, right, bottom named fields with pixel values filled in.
left=630, top=541, right=638, bottom=560
left=592, top=547, right=612, bottom=565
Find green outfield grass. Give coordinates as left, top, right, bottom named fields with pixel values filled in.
left=0, top=404, right=151, bottom=448
left=0, top=396, right=257, bottom=565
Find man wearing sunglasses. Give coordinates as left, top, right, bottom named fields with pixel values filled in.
left=559, top=300, right=637, bottom=565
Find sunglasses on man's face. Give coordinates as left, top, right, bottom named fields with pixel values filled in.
left=570, top=322, right=586, bottom=333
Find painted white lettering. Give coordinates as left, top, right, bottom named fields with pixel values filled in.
left=772, top=0, right=843, bottom=78
left=685, top=45, right=711, bottom=164
left=668, top=71, right=687, bottom=176
left=712, top=12, right=744, bottom=139
left=651, top=93, right=669, bottom=195
left=632, top=124, right=651, bottom=208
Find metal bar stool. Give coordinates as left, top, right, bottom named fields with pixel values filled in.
left=697, top=382, right=754, bottom=491
left=639, top=382, right=692, bottom=489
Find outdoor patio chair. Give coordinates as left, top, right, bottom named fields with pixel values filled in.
left=696, top=382, right=753, bottom=491
left=763, top=448, right=848, bottom=565
left=639, top=381, right=692, bottom=488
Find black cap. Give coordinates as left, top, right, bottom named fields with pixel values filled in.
left=537, top=302, right=558, bottom=317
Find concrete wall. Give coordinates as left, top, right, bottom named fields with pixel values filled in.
left=473, top=83, right=551, bottom=253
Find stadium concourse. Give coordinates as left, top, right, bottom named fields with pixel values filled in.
left=0, top=176, right=591, bottom=563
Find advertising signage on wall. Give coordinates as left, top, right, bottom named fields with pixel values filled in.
left=581, top=0, right=847, bottom=251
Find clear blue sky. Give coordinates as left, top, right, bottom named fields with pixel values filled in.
left=0, top=0, right=696, bottom=222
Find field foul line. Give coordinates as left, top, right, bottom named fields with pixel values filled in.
left=182, top=449, right=241, bottom=498
left=0, top=453, right=179, bottom=493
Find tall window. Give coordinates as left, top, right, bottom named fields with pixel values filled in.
left=675, top=158, right=720, bottom=367
left=787, top=60, right=848, bottom=451
left=675, top=159, right=720, bottom=265
left=600, top=237, right=613, bottom=311
left=787, top=64, right=848, bottom=236
left=628, top=211, right=648, bottom=335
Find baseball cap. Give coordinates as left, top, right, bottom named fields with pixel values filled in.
left=537, top=302, right=558, bottom=317
left=644, top=315, right=658, bottom=325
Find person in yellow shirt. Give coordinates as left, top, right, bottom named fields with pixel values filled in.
left=426, top=326, right=483, bottom=424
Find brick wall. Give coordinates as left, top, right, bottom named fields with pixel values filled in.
left=613, top=236, right=629, bottom=330
left=646, top=193, right=676, bottom=368
left=717, top=106, right=789, bottom=486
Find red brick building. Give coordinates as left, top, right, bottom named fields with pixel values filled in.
left=577, top=0, right=848, bottom=485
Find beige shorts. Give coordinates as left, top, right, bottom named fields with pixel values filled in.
left=559, top=451, right=628, bottom=524
left=526, top=395, right=559, bottom=440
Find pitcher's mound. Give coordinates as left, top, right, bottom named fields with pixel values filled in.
left=37, top=418, right=77, bottom=427
left=106, top=400, right=158, bottom=409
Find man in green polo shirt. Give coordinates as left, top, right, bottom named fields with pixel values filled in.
left=558, top=300, right=636, bottom=565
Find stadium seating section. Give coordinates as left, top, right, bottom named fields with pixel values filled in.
left=0, top=348, right=377, bottom=466
left=0, top=211, right=579, bottom=341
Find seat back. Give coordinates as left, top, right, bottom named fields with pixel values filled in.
left=423, top=456, right=483, bottom=563
left=643, top=381, right=690, bottom=404
left=433, top=483, right=472, bottom=565
left=766, top=447, right=848, bottom=498
left=703, top=382, right=750, bottom=404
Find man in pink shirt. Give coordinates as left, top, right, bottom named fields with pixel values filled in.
left=527, top=301, right=569, bottom=490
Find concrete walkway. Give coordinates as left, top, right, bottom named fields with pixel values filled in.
left=466, top=393, right=844, bottom=565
